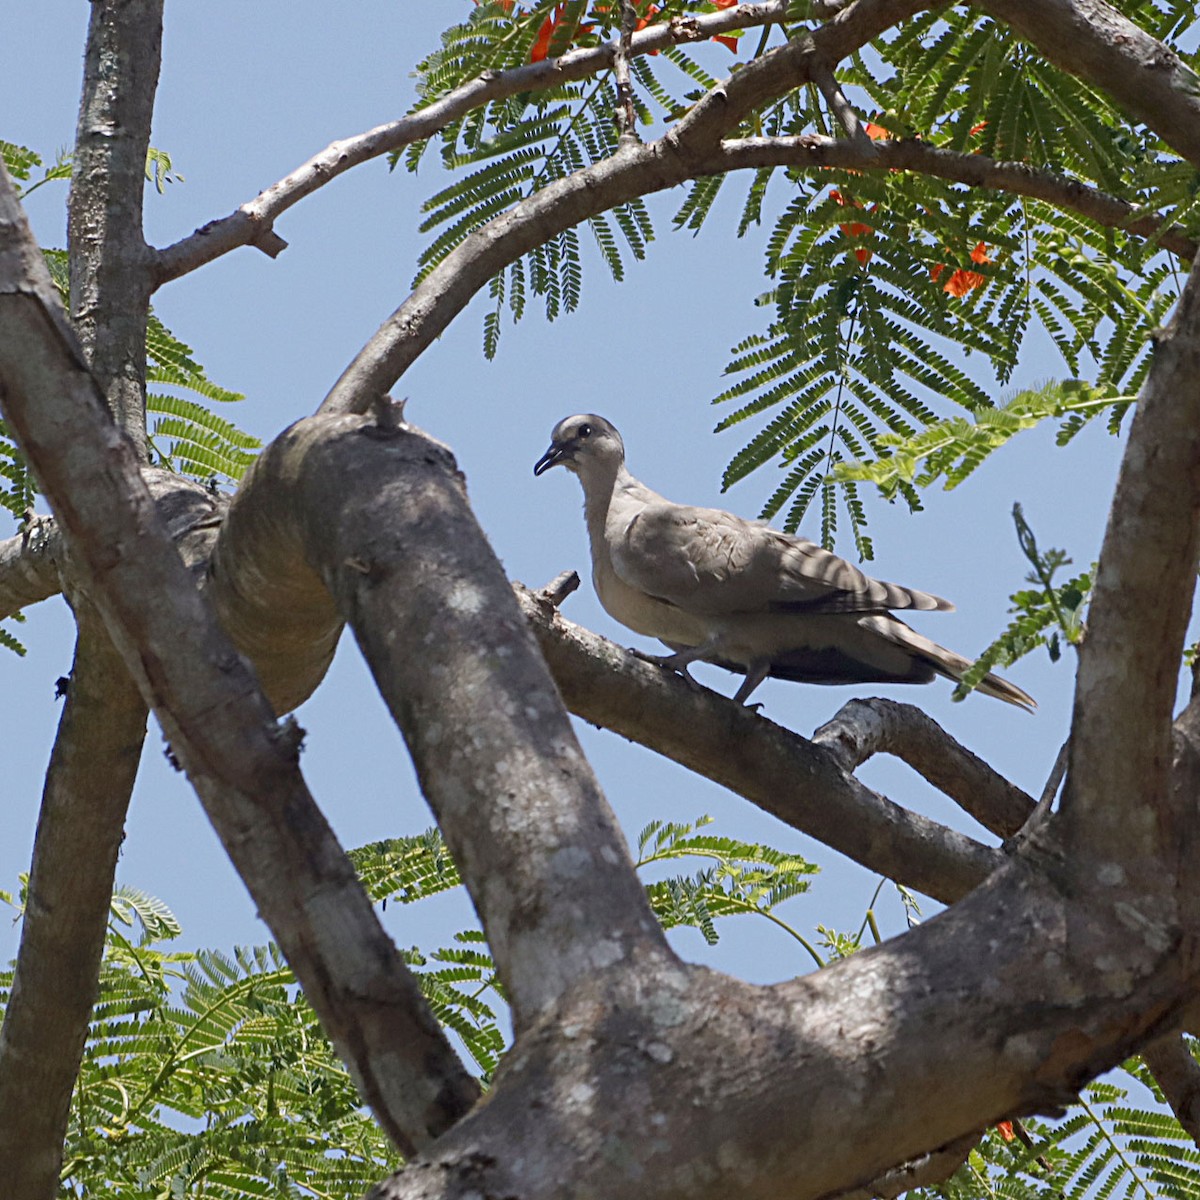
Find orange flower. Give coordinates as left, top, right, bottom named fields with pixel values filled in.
left=863, top=121, right=891, bottom=141
left=970, top=240, right=992, bottom=264
left=996, top=1121, right=1015, bottom=1142
left=829, top=189, right=875, bottom=263
left=943, top=268, right=986, bottom=297
left=930, top=263, right=945, bottom=282
left=530, top=3, right=564, bottom=60
left=711, top=0, right=740, bottom=47
left=969, top=120, right=988, bottom=136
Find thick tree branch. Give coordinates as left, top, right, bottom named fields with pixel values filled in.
left=1061, top=254, right=1200, bottom=875
left=0, top=612, right=146, bottom=1200
left=0, top=164, right=479, bottom=1157
left=369, top=845, right=1198, bottom=1200
left=516, top=583, right=1003, bottom=905
left=234, top=412, right=672, bottom=1031
left=981, top=0, right=1200, bottom=169
left=151, top=2, right=796, bottom=285
left=67, top=0, right=162, bottom=455
left=206, top=444, right=343, bottom=715
left=811, top=698, right=1036, bottom=839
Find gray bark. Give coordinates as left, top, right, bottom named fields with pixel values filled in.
left=0, top=165, right=479, bottom=1158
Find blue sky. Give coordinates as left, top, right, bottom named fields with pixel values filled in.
left=1, top=3, right=1153, bottom=985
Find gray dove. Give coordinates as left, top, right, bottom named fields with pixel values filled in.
left=534, top=413, right=1035, bottom=711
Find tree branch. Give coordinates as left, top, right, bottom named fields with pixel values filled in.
left=151, top=1, right=797, bottom=286
left=713, top=135, right=1199, bottom=261
left=0, top=610, right=146, bottom=1200
left=1061, top=252, right=1200, bottom=876
left=981, top=0, right=1200, bottom=169
left=369, top=845, right=1195, bottom=1200
left=235, top=411, right=672, bottom=1031
left=0, top=163, right=479, bottom=1157
left=319, top=0, right=928, bottom=415
left=517, top=582, right=1003, bottom=905
left=67, top=0, right=162, bottom=455
left=318, top=33, right=1194, bottom=415
left=811, top=698, right=1036, bottom=839
left=0, top=515, right=63, bottom=618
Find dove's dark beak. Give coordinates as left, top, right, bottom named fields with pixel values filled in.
left=533, top=443, right=566, bottom=476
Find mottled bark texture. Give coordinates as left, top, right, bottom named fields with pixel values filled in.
left=67, top=0, right=162, bottom=454
left=0, top=165, right=479, bottom=1159
left=231, top=412, right=673, bottom=1030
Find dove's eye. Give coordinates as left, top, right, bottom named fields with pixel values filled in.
left=578, top=423, right=592, bottom=439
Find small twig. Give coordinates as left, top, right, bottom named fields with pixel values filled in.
left=370, top=393, right=407, bottom=433
left=811, top=59, right=876, bottom=152
left=614, top=1, right=640, bottom=145
left=537, top=570, right=581, bottom=608
left=1008, top=739, right=1068, bottom=849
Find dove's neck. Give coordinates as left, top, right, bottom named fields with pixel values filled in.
left=579, top=461, right=645, bottom=549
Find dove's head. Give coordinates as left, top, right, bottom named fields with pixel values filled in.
left=533, top=414, right=625, bottom=480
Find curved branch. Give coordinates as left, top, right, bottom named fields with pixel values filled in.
left=715, top=135, right=1199, bottom=260
left=151, top=1, right=797, bottom=286
left=516, top=582, right=1003, bottom=905
left=319, top=86, right=1194, bottom=416
left=811, top=698, right=1035, bottom=839
left=319, top=0, right=928, bottom=415
left=242, top=412, right=673, bottom=1031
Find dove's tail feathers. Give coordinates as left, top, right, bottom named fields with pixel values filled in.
left=861, top=616, right=1037, bottom=712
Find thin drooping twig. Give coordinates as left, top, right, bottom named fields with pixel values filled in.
left=0, top=163, right=480, bottom=1157
left=812, top=698, right=1036, bottom=839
